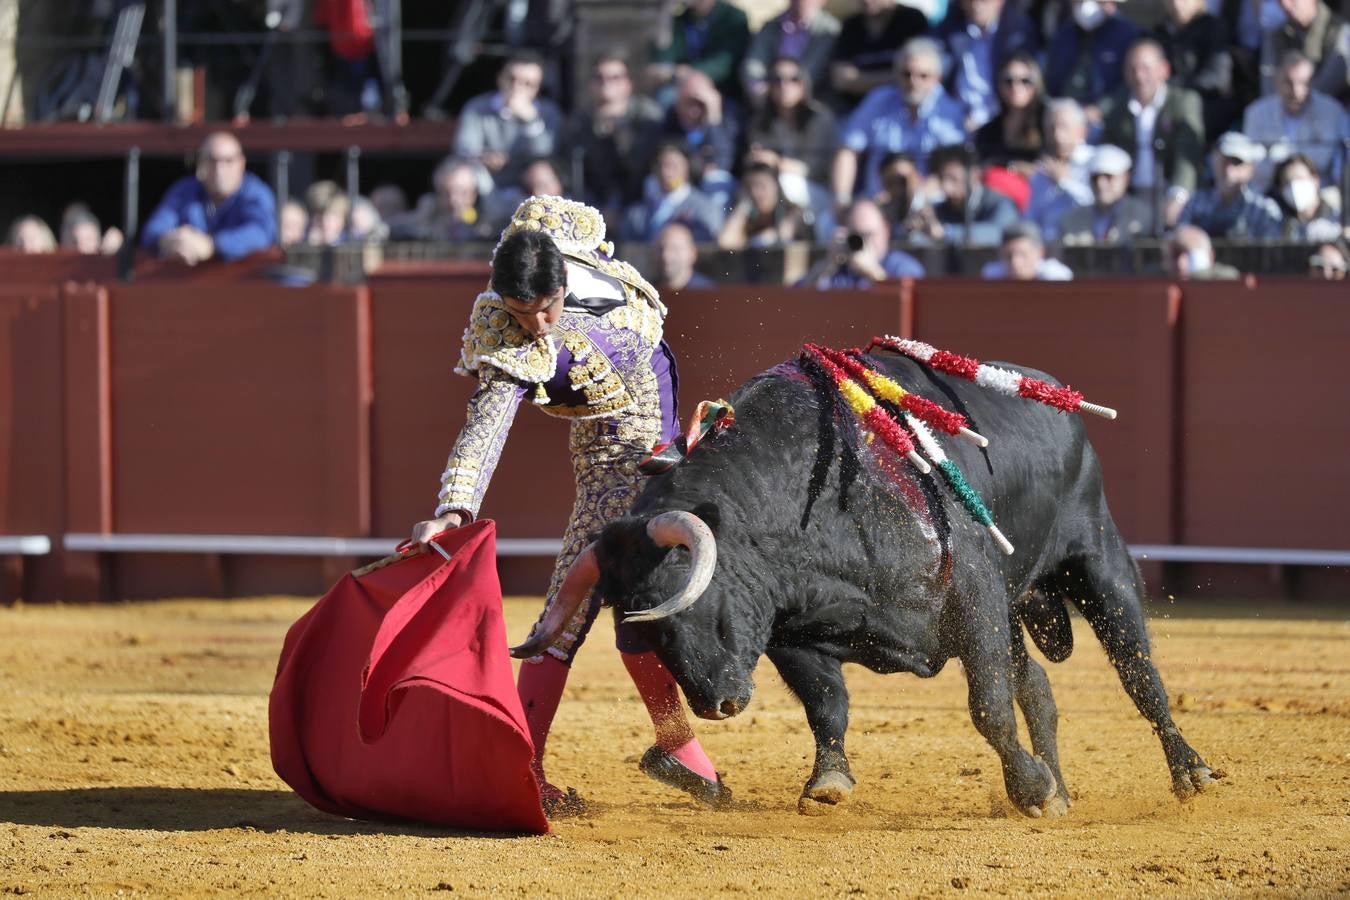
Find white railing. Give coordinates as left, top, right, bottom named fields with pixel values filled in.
left=30, top=534, right=1350, bottom=567
left=0, top=536, right=51, bottom=555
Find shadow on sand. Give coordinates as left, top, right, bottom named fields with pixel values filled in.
left=0, top=787, right=529, bottom=838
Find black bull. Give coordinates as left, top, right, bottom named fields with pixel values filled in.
left=519, top=349, right=1216, bottom=817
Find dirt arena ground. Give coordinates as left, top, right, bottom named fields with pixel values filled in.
left=1, top=595, right=1347, bottom=898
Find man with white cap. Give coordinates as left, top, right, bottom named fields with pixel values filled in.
left=1177, top=131, right=1284, bottom=238
left=1058, top=143, right=1156, bottom=244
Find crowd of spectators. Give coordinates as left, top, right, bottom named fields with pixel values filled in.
left=408, top=0, right=1350, bottom=283
left=7, top=0, right=1350, bottom=284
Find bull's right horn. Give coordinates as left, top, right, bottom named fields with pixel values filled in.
left=623, top=510, right=717, bottom=623
left=510, top=543, right=599, bottom=659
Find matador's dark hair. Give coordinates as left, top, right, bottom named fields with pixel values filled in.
left=490, top=230, right=567, bottom=303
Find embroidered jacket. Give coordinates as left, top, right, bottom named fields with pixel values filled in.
left=435, top=196, right=674, bottom=519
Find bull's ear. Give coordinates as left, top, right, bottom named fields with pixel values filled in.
left=692, top=502, right=722, bottom=534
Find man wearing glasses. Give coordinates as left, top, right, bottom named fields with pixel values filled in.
left=831, top=38, right=965, bottom=207
left=140, top=132, right=278, bottom=266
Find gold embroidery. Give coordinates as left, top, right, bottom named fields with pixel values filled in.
left=457, top=291, right=558, bottom=384
left=436, top=371, right=525, bottom=517
left=498, top=195, right=608, bottom=259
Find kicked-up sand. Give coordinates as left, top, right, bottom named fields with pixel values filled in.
left=0, top=595, right=1347, bottom=897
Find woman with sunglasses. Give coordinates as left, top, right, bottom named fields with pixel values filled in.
left=973, top=53, right=1047, bottom=174
left=744, top=56, right=838, bottom=189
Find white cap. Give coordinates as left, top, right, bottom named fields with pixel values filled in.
left=1215, top=131, right=1264, bottom=164
left=1089, top=144, right=1133, bottom=176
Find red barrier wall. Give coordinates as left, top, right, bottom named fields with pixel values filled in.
left=1179, top=278, right=1350, bottom=548
left=0, top=286, right=64, bottom=598
left=664, top=284, right=905, bottom=409
left=911, top=279, right=1180, bottom=546
left=3, top=271, right=1347, bottom=602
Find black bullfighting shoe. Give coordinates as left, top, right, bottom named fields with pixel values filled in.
left=638, top=745, right=733, bottom=809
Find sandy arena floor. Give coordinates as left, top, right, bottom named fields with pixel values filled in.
left=0, top=595, right=1347, bottom=898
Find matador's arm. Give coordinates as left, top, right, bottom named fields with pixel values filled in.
left=434, top=369, right=527, bottom=519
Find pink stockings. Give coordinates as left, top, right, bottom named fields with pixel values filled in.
left=515, top=651, right=717, bottom=793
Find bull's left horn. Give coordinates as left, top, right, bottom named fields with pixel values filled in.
left=510, top=543, right=599, bottom=659
left=623, top=510, right=717, bottom=623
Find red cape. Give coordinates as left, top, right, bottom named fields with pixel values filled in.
left=269, top=520, right=549, bottom=834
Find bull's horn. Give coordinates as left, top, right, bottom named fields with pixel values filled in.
left=510, top=543, right=599, bottom=659
left=624, top=511, right=717, bottom=623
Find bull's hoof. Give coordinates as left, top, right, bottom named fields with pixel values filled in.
left=796, top=769, right=855, bottom=816
left=639, top=745, right=733, bottom=809
left=1027, top=787, right=1070, bottom=819
left=1172, top=763, right=1220, bottom=801
left=1008, top=756, right=1065, bottom=819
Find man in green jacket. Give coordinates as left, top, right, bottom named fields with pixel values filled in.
left=1098, top=37, right=1205, bottom=228
left=646, top=0, right=751, bottom=103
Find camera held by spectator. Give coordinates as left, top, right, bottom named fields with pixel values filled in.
left=799, top=199, right=924, bottom=288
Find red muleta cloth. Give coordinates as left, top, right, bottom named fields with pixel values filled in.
left=269, top=520, right=549, bottom=834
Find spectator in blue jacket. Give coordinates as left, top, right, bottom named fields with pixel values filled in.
left=832, top=38, right=966, bottom=204
left=141, top=132, right=277, bottom=265
left=1044, top=0, right=1139, bottom=116
left=938, top=0, right=1040, bottom=131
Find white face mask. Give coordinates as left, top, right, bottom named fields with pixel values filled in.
left=1283, top=178, right=1318, bottom=213
left=1073, top=0, right=1107, bottom=30
left=1186, top=247, right=1213, bottom=273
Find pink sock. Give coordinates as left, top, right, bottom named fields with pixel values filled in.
left=516, top=655, right=570, bottom=786
left=622, top=651, right=718, bottom=782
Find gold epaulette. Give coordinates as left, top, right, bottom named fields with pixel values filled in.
left=455, top=291, right=558, bottom=384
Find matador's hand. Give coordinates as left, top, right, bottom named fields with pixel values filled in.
left=410, top=511, right=465, bottom=546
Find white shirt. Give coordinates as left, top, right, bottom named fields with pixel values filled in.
left=565, top=261, right=625, bottom=301
left=1127, top=85, right=1168, bottom=190
left=980, top=258, right=1074, bottom=281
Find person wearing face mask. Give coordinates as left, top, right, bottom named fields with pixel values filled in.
left=1244, top=49, right=1350, bottom=191
left=1163, top=224, right=1241, bottom=279
left=1044, top=0, right=1139, bottom=114
left=1260, top=0, right=1350, bottom=102
left=1269, top=152, right=1344, bottom=242
left=1177, top=132, right=1284, bottom=238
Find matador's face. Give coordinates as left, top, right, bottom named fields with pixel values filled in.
left=503, top=285, right=565, bottom=338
